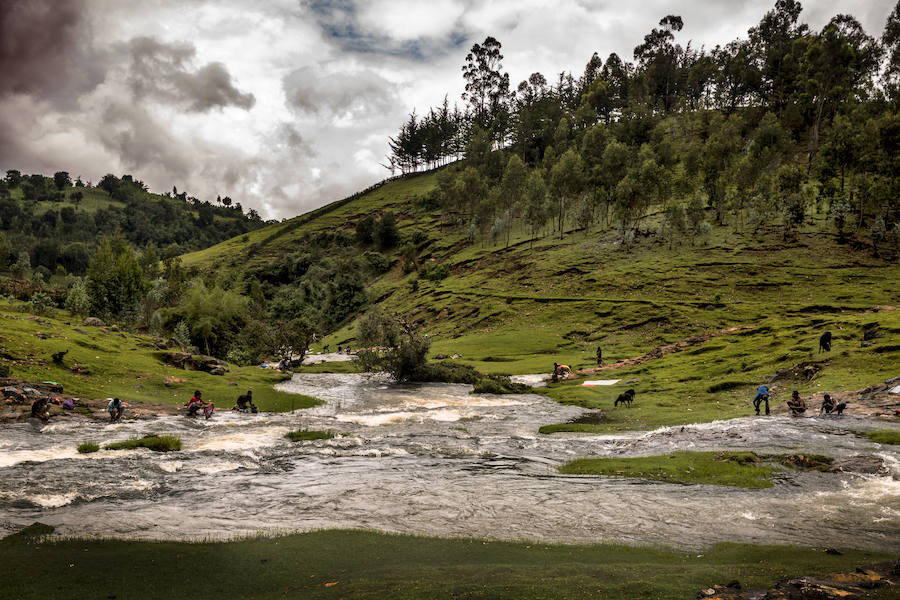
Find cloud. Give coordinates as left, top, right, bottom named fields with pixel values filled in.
left=126, top=36, right=255, bottom=111
left=0, top=0, right=107, bottom=106
left=283, top=65, right=398, bottom=121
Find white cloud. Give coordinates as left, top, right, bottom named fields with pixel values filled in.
left=357, top=0, right=466, bottom=41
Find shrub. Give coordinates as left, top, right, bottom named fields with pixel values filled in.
left=30, top=291, right=55, bottom=316
left=419, top=262, right=450, bottom=281
left=77, top=442, right=100, bottom=454
left=471, top=375, right=533, bottom=395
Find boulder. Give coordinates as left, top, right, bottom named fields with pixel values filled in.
left=829, top=454, right=887, bottom=475
left=83, top=317, right=105, bottom=327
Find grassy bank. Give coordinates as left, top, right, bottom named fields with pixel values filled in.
left=0, top=301, right=319, bottom=413
left=865, top=430, right=900, bottom=445
left=0, top=529, right=891, bottom=600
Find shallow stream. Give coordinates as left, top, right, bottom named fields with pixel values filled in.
left=1, top=373, right=898, bottom=550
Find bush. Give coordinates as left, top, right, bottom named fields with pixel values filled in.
left=77, top=442, right=100, bottom=454
left=104, top=435, right=181, bottom=452
left=419, top=262, right=450, bottom=281
left=30, top=291, right=55, bottom=316
left=363, top=251, right=391, bottom=274
left=471, top=375, right=533, bottom=395
left=285, top=429, right=334, bottom=442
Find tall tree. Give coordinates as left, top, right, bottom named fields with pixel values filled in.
left=461, top=36, right=512, bottom=142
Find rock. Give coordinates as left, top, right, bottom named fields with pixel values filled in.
left=161, top=352, right=228, bottom=374
left=0, top=363, right=9, bottom=377
left=830, top=454, right=887, bottom=475
left=83, top=317, right=105, bottom=327
left=73, top=328, right=88, bottom=335
left=2, top=387, right=27, bottom=404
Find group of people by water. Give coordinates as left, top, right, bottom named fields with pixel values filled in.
left=753, top=385, right=847, bottom=417
left=98, top=390, right=258, bottom=422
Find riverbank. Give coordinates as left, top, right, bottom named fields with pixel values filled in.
left=1, top=527, right=894, bottom=600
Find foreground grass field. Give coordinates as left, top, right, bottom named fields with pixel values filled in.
left=0, top=529, right=891, bottom=600
left=0, top=301, right=318, bottom=413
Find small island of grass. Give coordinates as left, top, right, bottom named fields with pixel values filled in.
left=76, top=442, right=100, bottom=454
left=558, top=451, right=778, bottom=488
left=104, top=435, right=182, bottom=452
left=864, top=430, right=900, bottom=445
left=285, top=429, right=334, bottom=442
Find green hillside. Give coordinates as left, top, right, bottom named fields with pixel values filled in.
left=181, top=169, right=899, bottom=431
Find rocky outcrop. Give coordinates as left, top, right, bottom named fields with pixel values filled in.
left=698, top=561, right=898, bottom=599
left=829, top=454, right=888, bottom=475
left=160, top=352, right=229, bottom=375
left=83, top=317, right=105, bottom=327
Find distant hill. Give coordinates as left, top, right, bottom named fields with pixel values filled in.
left=0, top=171, right=269, bottom=276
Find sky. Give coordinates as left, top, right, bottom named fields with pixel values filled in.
left=0, top=0, right=895, bottom=220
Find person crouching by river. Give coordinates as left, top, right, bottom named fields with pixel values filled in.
left=107, top=397, right=124, bottom=422
left=753, top=384, right=770, bottom=416
left=186, top=391, right=207, bottom=417
left=787, top=390, right=807, bottom=416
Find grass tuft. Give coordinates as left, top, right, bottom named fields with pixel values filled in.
left=76, top=442, right=100, bottom=454
left=104, top=435, right=181, bottom=452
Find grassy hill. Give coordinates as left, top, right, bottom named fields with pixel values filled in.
left=0, top=299, right=317, bottom=412
left=181, top=170, right=900, bottom=431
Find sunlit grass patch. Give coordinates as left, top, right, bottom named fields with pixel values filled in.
left=558, top=451, right=778, bottom=488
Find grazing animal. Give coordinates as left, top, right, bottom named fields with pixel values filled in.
left=614, top=389, right=635, bottom=408
left=819, top=331, right=832, bottom=353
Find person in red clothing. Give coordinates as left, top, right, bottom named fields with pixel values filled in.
left=186, top=390, right=205, bottom=417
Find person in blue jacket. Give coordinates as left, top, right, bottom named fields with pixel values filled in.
left=753, top=385, right=770, bottom=415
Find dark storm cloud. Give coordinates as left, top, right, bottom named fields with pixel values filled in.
left=283, top=65, right=397, bottom=119
left=0, top=0, right=106, bottom=105
left=126, top=36, right=255, bottom=111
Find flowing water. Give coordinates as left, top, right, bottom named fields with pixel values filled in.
left=1, top=373, right=899, bottom=551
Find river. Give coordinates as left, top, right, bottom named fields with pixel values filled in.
left=1, top=372, right=898, bottom=551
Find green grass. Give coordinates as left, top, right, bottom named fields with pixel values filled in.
left=0, top=529, right=890, bottom=600
left=865, top=430, right=900, bottom=445
left=284, top=429, right=334, bottom=442
left=0, top=301, right=320, bottom=413
left=299, top=360, right=361, bottom=374
left=558, top=451, right=779, bottom=488
left=102, top=435, right=181, bottom=452
left=76, top=442, right=99, bottom=454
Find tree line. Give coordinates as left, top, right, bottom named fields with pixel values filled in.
left=0, top=170, right=268, bottom=278
left=387, top=0, right=900, bottom=253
